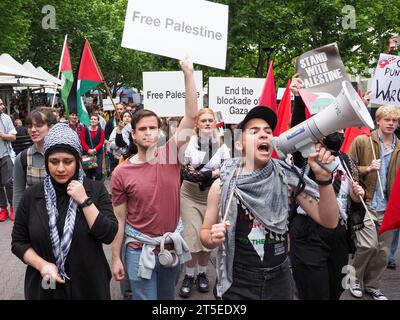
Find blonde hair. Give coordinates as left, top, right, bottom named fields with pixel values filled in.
left=375, top=105, right=400, bottom=122
left=194, top=108, right=217, bottom=136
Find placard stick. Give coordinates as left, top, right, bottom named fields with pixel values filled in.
left=369, top=136, right=384, bottom=199
left=341, top=160, right=375, bottom=226
left=222, top=162, right=242, bottom=223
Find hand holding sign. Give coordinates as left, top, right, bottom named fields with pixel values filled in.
left=179, top=57, right=194, bottom=76
left=290, top=73, right=304, bottom=96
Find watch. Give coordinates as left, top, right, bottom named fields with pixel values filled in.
left=79, top=197, right=93, bottom=209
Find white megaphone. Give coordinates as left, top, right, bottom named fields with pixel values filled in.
left=272, top=80, right=375, bottom=172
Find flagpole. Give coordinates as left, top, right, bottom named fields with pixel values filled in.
left=51, top=34, right=68, bottom=109
left=341, top=160, right=375, bottom=227
left=86, top=39, right=120, bottom=121
left=369, top=136, right=385, bottom=199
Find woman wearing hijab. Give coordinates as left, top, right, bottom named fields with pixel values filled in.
left=11, top=123, right=118, bottom=299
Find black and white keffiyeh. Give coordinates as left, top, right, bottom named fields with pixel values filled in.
left=43, top=170, right=84, bottom=280
left=43, top=123, right=84, bottom=280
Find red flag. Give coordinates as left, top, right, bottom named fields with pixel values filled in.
left=77, top=39, right=103, bottom=82
left=275, top=80, right=292, bottom=136
left=358, top=89, right=363, bottom=98
left=60, top=38, right=72, bottom=72
left=340, top=126, right=371, bottom=153
left=259, top=61, right=277, bottom=114
left=379, top=169, right=400, bottom=234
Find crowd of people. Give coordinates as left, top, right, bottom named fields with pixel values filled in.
left=0, top=58, right=399, bottom=301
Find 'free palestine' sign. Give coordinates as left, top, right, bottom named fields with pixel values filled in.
left=121, top=0, right=229, bottom=70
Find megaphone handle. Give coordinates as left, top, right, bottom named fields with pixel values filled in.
left=317, top=158, right=340, bottom=173
left=300, top=144, right=339, bottom=173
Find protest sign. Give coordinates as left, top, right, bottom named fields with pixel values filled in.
left=121, top=0, right=229, bottom=69
left=296, top=43, right=350, bottom=114
left=208, top=77, right=266, bottom=124
left=102, top=98, right=118, bottom=111
left=370, top=53, right=400, bottom=107
left=143, top=71, right=203, bottom=117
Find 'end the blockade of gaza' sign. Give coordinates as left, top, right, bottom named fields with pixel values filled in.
left=208, top=77, right=266, bottom=124
left=121, top=0, right=229, bottom=70
left=371, top=54, right=400, bottom=107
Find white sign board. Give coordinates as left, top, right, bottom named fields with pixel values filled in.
left=371, top=54, right=400, bottom=107
left=208, top=77, right=267, bottom=124
left=102, top=98, right=118, bottom=111
left=143, top=71, right=203, bottom=117
left=121, top=0, right=229, bottom=69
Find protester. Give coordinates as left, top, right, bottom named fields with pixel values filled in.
left=68, top=112, right=84, bottom=138
left=11, top=123, right=118, bottom=299
left=14, top=119, right=28, bottom=136
left=200, top=106, right=340, bottom=300
left=111, top=58, right=197, bottom=300
left=288, top=75, right=366, bottom=300
left=108, top=111, right=132, bottom=173
left=348, top=105, right=400, bottom=300
left=104, top=104, right=124, bottom=177
left=13, top=107, right=58, bottom=212
left=0, top=98, right=17, bottom=222
left=80, top=112, right=105, bottom=181
left=179, top=108, right=230, bottom=298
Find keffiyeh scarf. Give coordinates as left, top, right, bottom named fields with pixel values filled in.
left=43, top=168, right=85, bottom=280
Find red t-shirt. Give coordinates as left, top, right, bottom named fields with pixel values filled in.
left=111, top=140, right=181, bottom=237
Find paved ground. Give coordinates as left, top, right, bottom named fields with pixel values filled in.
left=1, top=179, right=398, bottom=300
left=0, top=217, right=216, bottom=300
left=2, top=216, right=399, bottom=300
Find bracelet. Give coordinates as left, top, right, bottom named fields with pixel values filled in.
left=200, top=227, right=211, bottom=230
left=315, top=178, right=332, bottom=186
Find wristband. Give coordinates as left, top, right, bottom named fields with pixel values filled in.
left=315, top=179, right=332, bottom=186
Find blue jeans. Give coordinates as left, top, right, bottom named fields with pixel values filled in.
left=389, top=229, right=400, bottom=264
left=125, top=247, right=180, bottom=300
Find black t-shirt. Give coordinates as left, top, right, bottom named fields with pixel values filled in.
left=233, top=203, right=288, bottom=268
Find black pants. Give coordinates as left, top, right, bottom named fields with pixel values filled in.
left=0, top=156, right=13, bottom=208
left=289, top=214, right=349, bottom=300
left=222, top=259, right=293, bottom=300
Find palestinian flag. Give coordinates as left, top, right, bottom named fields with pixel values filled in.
left=60, top=36, right=73, bottom=116
left=67, top=39, right=103, bottom=126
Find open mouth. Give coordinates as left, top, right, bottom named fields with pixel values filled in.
left=258, top=143, right=270, bottom=153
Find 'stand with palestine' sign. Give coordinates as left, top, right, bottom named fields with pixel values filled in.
left=121, top=0, right=229, bottom=70
left=296, top=43, right=350, bottom=114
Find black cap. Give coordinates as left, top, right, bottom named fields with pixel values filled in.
left=237, top=106, right=277, bottom=131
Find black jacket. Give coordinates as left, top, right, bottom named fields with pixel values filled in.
left=11, top=178, right=118, bottom=300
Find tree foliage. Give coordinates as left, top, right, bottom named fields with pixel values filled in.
left=1, top=0, right=400, bottom=90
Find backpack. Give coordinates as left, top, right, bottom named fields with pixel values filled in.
left=20, top=148, right=28, bottom=176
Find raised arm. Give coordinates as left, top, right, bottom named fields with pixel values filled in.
left=175, top=58, right=198, bottom=150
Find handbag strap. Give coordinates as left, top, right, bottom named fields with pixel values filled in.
left=86, top=126, right=94, bottom=149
